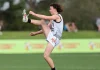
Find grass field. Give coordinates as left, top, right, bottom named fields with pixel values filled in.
left=0, top=31, right=100, bottom=70
left=0, top=31, right=100, bottom=39
left=0, top=53, right=100, bottom=70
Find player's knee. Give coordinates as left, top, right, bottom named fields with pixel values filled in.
left=43, top=54, right=49, bottom=59
left=40, top=19, right=45, bottom=25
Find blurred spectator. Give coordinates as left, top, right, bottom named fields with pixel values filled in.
left=64, top=22, right=78, bottom=32
left=96, top=18, right=100, bottom=32
left=63, top=23, right=69, bottom=31
left=0, top=20, right=3, bottom=35
left=71, top=21, right=78, bottom=32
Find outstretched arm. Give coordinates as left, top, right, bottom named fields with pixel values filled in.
left=29, top=11, right=59, bottom=20
left=30, top=30, right=43, bottom=36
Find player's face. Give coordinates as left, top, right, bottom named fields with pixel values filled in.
left=49, top=6, right=56, bottom=15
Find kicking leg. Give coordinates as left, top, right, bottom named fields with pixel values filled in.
left=30, top=19, right=51, bottom=37
left=29, top=19, right=43, bottom=25
left=40, top=20, right=51, bottom=37
left=28, top=19, right=50, bottom=37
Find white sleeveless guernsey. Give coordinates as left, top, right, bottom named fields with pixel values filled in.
left=51, top=14, right=63, bottom=39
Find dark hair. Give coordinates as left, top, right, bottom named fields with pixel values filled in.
left=50, top=3, right=63, bottom=13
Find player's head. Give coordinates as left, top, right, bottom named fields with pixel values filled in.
left=49, top=3, right=63, bottom=15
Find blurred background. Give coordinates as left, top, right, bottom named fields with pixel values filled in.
left=0, top=0, right=100, bottom=31
left=0, top=0, right=100, bottom=70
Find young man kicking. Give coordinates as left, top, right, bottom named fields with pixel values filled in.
left=23, top=3, right=63, bottom=70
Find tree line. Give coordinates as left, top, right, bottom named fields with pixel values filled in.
left=0, top=0, right=100, bottom=31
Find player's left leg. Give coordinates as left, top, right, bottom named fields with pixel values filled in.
left=44, top=43, right=56, bottom=70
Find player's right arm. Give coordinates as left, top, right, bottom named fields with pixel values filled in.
left=29, top=11, right=59, bottom=20
left=30, top=20, right=52, bottom=36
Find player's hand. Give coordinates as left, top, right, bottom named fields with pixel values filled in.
left=30, top=32, right=37, bottom=36
left=29, top=11, right=35, bottom=15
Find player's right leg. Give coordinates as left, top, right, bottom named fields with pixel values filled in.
left=23, top=14, right=42, bottom=25
left=30, top=19, right=50, bottom=37
left=22, top=13, right=50, bottom=37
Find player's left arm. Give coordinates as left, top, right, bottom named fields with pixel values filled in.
left=29, top=11, right=59, bottom=20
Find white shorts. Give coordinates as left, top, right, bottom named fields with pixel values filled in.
left=46, top=31, right=60, bottom=47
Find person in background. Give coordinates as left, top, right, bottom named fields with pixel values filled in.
left=0, top=20, right=3, bottom=35
left=96, top=18, right=100, bottom=32
left=64, top=22, right=78, bottom=32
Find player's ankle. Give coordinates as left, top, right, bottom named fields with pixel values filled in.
left=51, top=67, right=56, bottom=70
left=28, top=19, right=31, bottom=23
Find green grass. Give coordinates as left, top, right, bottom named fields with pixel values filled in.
left=0, top=31, right=100, bottom=39
left=0, top=31, right=100, bottom=70
left=0, top=53, right=100, bottom=70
